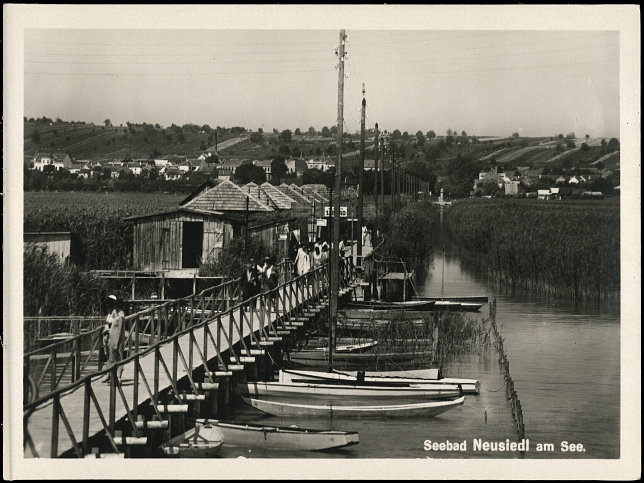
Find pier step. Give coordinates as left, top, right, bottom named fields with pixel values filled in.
left=276, top=330, right=292, bottom=336
left=194, top=382, right=219, bottom=391
left=227, top=364, right=245, bottom=371
left=158, top=404, right=189, bottom=413
left=135, top=420, right=169, bottom=429
left=113, top=436, right=148, bottom=446
left=230, top=356, right=255, bottom=364
left=206, top=371, right=233, bottom=377
left=179, top=394, right=206, bottom=401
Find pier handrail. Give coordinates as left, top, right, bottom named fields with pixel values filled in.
left=23, top=258, right=355, bottom=457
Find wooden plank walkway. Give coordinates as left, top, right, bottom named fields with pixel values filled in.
left=24, top=275, right=355, bottom=458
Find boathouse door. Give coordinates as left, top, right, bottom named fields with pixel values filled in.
left=182, top=221, right=204, bottom=268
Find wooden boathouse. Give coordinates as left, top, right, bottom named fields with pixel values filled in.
left=126, top=208, right=240, bottom=271
left=127, top=179, right=297, bottom=271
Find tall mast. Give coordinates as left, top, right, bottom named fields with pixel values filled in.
left=357, top=83, right=365, bottom=265
left=329, top=29, right=346, bottom=369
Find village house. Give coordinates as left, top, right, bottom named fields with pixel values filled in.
left=253, top=159, right=273, bottom=181
left=32, top=151, right=73, bottom=171
left=305, top=157, right=335, bottom=172
left=163, top=167, right=183, bottom=181
left=285, top=159, right=308, bottom=177
left=216, top=159, right=249, bottom=180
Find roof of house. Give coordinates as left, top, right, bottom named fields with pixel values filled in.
left=278, top=184, right=312, bottom=205
left=301, top=185, right=328, bottom=203
left=260, top=182, right=296, bottom=209
left=302, top=184, right=330, bottom=200
left=179, top=180, right=218, bottom=206
left=124, top=207, right=242, bottom=223
left=184, top=179, right=273, bottom=212
left=253, top=159, right=272, bottom=168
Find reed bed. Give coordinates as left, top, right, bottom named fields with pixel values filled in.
left=24, top=191, right=181, bottom=270
left=447, top=198, right=620, bottom=303
left=23, top=244, right=111, bottom=318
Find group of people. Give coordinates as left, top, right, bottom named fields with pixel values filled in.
left=293, top=237, right=349, bottom=276
left=239, top=256, right=280, bottom=308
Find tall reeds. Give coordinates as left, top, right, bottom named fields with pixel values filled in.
left=447, top=198, right=620, bottom=303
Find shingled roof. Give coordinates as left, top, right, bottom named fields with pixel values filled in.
left=260, top=182, right=296, bottom=209
left=184, top=179, right=273, bottom=212
left=278, top=184, right=312, bottom=205
left=303, top=184, right=330, bottom=200
left=301, top=185, right=329, bottom=203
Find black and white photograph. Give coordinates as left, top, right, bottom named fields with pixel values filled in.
left=3, top=4, right=640, bottom=480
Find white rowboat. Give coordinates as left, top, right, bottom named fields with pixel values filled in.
left=278, top=369, right=480, bottom=395
left=193, top=419, right=359, bottom=451
left=160, top=423, right=224, bottom=458
left=235, top=381, right=462, bottom=404
left=243, top=396, right=465, bottom=418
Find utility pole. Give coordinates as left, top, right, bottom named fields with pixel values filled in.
left=374, top=123, right=379, bottom=218
left=330, top=29, right=346, bottom=370
left=357, top=83, right=365, bottom=266
left=380, top=137, right=385, bottom=213
left=390, top=141, right=395, bottom=213
left=244, top=195, right=249, bottom=255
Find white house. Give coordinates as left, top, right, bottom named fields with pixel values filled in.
left=32, top=151, right=72, bottom=171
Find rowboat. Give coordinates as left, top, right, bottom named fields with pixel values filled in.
left=287, top=349, right=434, bottom=367
left=235, top=381, right=462, bottom=404
left=309, top=340, right=378, bottom=354
left=433, top=301, right=484, bottom=312
left=278, top=369, right=480, bottom=395
left=160, top=423, right=224, bottom=457
left=243, top=396, right=465, bottom=418
left=192, top=419, right=359, bottom=451
left=343, top=299, right=436, bottom=311
left=413, top=295, right=489, bottom=303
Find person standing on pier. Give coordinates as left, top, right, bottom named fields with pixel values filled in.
left=240, top=261, right=260, bottom=310
left=294, top=243, right=310, bottom=276
left=102, top=295, right=125, bottom=383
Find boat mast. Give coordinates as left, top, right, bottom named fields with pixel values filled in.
left=329, top=29, right=346, bottom=370
left=441, top=243, right=445, bottom=301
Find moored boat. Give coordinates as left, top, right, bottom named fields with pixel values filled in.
left=343, top=299, right=436, bottom=311
left=278, top=369, right=480, bottom=395
left=192, top=419, right=359, bottom=451
left=413, top=295, right=489, bottom=303
left=433, top=301, right=484, bottom=312
left=160, top=423, right=224, bottom=457
left=243, top=396, right=465, bottom=418
left=287, top=348, right=433, bottom=367
left=235, top=381, right=462, bottom=404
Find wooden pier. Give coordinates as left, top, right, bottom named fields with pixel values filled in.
left=23, top=259, right=356, bottom=458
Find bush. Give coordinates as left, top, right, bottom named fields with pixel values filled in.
left=199, top=234, right=271, bottom=279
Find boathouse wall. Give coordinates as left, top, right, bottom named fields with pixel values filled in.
left=131, top=211, right=235, bottom=271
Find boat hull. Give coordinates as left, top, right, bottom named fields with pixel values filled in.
left=288, top=349, right=433, bottom=366
left=193, top=419, right=359, bottom=451
left=278, top=369, right=480, bottom=395
left=160, top=424, right=224, bottom=458
left=343, top=300, right=436, bottom=311
left=235, top=381, right=461, bottom=404
left=243, top=396, right=465, bottom=418
left=433, top=301, right=484, bottom=312
left=413, top=295, right=489, bottom=303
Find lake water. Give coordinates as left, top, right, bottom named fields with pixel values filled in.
left=217, top=223, right=620, bottom=459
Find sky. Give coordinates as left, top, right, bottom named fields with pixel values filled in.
left=23, top=16, right=620, bottom=139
